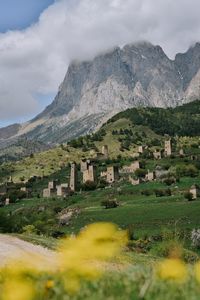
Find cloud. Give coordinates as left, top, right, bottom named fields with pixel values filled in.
left=0, top=0, right=200, bottom=124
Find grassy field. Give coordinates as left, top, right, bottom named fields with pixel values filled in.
left=1, top=176, right=200, bottom=239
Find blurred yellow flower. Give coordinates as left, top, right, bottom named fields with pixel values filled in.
left=194, top=261, right=200, bottom=282
left=57, top=222, right=128, bottom=292
left=157, top=258, right=187, bottom=281
left=45, top=280, right=55, bottom=289
left=2, top=278, right=35, bottom=300
left=0, top=222, right=127, bottom=296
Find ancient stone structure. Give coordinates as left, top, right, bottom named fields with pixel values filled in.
left=95, top=152, right=105, bottom=160
left=138, top=146, right=144, bottom=154
left=153, top=150, right=162, bottom=160
left=100, top=171, right=107, bottom=178
left=56, top=183, right=70, bottom=197
left=189, top=185, right=200, bottom=200
left=70, top=162, right=78, bottom=192
left=179, top=149, right=184, bottom=156
left=20, top=187, right=32, bottom=197
left=106, top=166, right=119, bottom=183
left=129, top=176, right=141, bottom=185
left=102, top=145, right=109, bottom=159
left=43, top=180, right=57, bottom=198
left=80, top=159, right=91, bottom=172
left=43, top=188, right=56, bottom=198
left=48, top=181, right=57, bottom=190
left=83, top=165, right=97, bottom=183
left=164, top=140, right=172, bottom=156
left=121, top=161, right=141, bottom=173
left=5, top=198, right=10, bottom=206
left=191, top=155, right=198, bottom=161
left=146, top=170, right=156, bottom=182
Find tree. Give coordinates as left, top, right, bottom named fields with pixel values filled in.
left=135, top=169, right=147, bottom=178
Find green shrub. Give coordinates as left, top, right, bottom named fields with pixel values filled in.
left=154, top=189, right=171, bottom=197
left=82, top=181, right=97, bottom=191
left=101, top=199, right=119, bottom=209
left=184, top=192, right=194, bottom=201
left=150, top=240, right=182, bottom=258
left=141, top=190, right=152, bottom=196
left=22, top=225, right=37, bottom=235
left=135, top=169, right=147, bottom=178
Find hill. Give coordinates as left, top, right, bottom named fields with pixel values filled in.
left=106, top=99, right=200, bottom=136
left=1, top=100, right=200, bottom=182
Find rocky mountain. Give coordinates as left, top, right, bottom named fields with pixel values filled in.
left=1, top=41, right=200, bottom=147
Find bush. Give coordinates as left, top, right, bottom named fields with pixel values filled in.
left=141, top=190, right=152, bottom=196
left=182, top=249, right=199, bottom=263
left=128, top=238, right=152, bottom=253
left=101, top=199, right=119, bottom=209
left=97, top=179, right=108, bottom=189
left=150, top=240, right=182, bottom=258
left=184, top=192, right=194, bottom=201
left=22, top=225, right=37, bottom=235
left=135, top=169, right=147, bottom=178
left=51, top=230, right=65, bottom=238
left=176, top=164, right=199, bottom=178
left=154, top=189, right=171, bottom=197
left=82, top=181, right=97, bottom=191
left=8, top=190, right=27, bottom=203
left=163, top=177, right=176, bottom=186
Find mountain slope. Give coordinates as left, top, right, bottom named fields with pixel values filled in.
left=1, top=100, right=200, bottom=182
left=1, top=41, right=200, bottom=146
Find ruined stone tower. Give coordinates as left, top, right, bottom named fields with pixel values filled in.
left=164, top=139, right=172, bottom=156
left=102, top=145, right=109, bottom=159
left=106, top=166, right=119, bottom=183
left=70, top=162, right=78, bottom=192
left=83, top=165, right=97, bottom=183
left=80, top=159, right=91, bottom=172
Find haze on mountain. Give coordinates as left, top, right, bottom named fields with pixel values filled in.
left=1, top=41, right=200, bottom=147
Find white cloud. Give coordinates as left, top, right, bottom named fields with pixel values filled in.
left=0, top=0, right=200, bottom=124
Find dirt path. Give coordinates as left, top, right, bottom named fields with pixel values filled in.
left=0, top=234, right=55, bottom=267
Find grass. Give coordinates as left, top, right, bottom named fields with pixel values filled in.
left=13, top=233, right=57, bottom=250
left=64, top=265, right=200, bottom=300
left=2, top=176, right=200, bottom=238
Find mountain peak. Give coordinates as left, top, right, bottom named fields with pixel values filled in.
left=1, top=41, right=200, bottom=146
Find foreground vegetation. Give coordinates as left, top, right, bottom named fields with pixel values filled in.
left=1, top=100, right=200, bottom=298
left=1, top=223, right=200, bottom=300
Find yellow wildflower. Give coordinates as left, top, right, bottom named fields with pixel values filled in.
left=157, top=258, right=187, bottom=281
left=57, top=222, right=128, bottom=292
left=2, top=278, right=35, bottom=300
left=194, top=261, right=200, bottom=282
left=45, top=280, right=55, bottom=289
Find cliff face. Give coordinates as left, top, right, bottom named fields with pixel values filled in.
left=1, top=42, right=200, bottom=145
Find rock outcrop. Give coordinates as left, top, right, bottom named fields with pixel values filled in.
left=1, top=41, right=200, bottom=145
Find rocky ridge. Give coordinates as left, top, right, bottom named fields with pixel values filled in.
left=1, top=41, right=200, bottom=146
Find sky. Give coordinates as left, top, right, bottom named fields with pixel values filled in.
left=0, top=0, right=200, bottom=128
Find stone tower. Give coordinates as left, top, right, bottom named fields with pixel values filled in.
left=80, top=159, right=91, bottom=172
left=70, top=162, right=78, bottom=192
left=106, top=166, right=119, bottom=183
left=83, top=165, right=97, bottom=183
left=164, top=140, right=172, bottom=156
left=102, top=145, right=109, bottom=159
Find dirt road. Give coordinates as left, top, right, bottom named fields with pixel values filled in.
left=0, top=234, right=55, bottom=267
